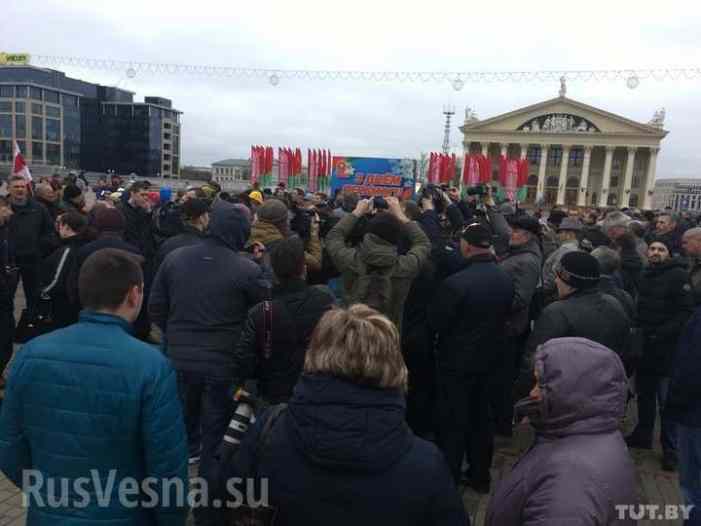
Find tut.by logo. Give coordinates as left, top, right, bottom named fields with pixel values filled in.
left=615, top=504, right=694, bottom=521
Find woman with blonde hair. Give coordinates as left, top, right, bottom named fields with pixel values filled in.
left=226, top=304, right=468, bottom=526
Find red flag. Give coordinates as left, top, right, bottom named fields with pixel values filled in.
left=13, top=141, right=32, bottom=183
left=517, top=159, right=529, bottom=187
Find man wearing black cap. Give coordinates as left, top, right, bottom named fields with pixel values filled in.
left=154, top=198, right=210, bottom=270
left=429, top=223, right=514, bottom=492
left=627, top=239, right=693, bottom=470
left=515, top=251, right=631, bottom=398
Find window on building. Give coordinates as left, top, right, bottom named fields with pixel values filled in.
left=15, top=115, right=26, bottom=138
left=0, top=86, right=13, bottom=98
left=134, top=106, right=148, bottom=118
left=62, top=94, right=78, bottom=108
left=117, top=105, right=132, bottom=118
left=549, top=147, right=562, bottom=167
left=163, top=153, right=171, bottom=161
left=32, top=103, right=43, bottom=115
left=568, top=148, right=583, bottom=167
left=15, top=86, right=27, bottom=98
left=630, top=194, right=640, bottom=208
left=163, top=164, right=170, bottom=171
left=46, top=144, right=60, bottom=165
left=0, top=140, right=11, bottom=162
left=527, top=147, right=541, bottom=165
left=0, top=115, right=11, bottom=138
left=163, top=143, right=170, bottom=151
left=546, top=176, right=559, bottom=187
left=32, top=141, right=43, bottom=162
left=164, top=122, right=172, bottom=130
left=164, top=133, right=171, bottom=140
left=44, top=90, right=59, bottom=104
left=30, top=87, right=42, bottom=101
left=15, top=101, right=25, bottom=114
left=45, top=119, right=60, bottom=142
left=45, top=106, right=60, bottom=118
left=0, top=101, right=11, bottom=113
left=32, top=117, right=43, bottom=140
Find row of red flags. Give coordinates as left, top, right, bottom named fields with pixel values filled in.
left=250, top=146, right=332, bottom=191
left=428, top=152, right=528, bottom=191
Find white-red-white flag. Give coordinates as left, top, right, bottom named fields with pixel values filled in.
left=13, top=141, right=32, bottom=182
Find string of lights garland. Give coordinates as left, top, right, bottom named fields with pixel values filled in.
left=30, top=54, right=701, bottom=90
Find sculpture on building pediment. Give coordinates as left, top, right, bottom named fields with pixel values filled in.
left=559, top=76, right=567, bottom=98
left=648, top=107, right=666, bottom=128
left=520, top=114, right=599, bottom=133
left=577, top=119, right=588, bottom=131
left=464, top=107, right=480, bottom=124
left=543, top=117, right=552, bottom=131
left=531, top=119, right=540, bottom=132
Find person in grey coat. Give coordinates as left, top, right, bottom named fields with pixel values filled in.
left=486, top=337, right=638, bottom=526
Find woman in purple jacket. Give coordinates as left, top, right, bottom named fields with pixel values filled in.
left=486, top=337, right=639, bottom=526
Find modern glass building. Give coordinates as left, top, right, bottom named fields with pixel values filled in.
left=0, top=65, right=181, bottom=177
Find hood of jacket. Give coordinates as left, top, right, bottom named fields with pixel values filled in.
left=358, top=232, right=398, bottom=269
left=208, top=202, right=251, bottom=251
left=250, top=220, right=283, bottom=246
left=532, top=337, right=627, bottom=438
left=285, top=374, right=412, bottom=473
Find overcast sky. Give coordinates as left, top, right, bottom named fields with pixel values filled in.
left=7, top=0, right=701, bottom=178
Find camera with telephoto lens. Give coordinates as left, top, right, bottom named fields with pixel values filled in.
left=418, top=184, right=447, bottom=214
left=466, top=185, right=495, bottom=197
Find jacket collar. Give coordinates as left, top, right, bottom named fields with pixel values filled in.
left=273, top=278, right=308, bottom=297
left=466, top=252, right=496, bottom=264
left=79, top=310, right=134, bottom=334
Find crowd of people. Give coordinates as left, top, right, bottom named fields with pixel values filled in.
left=1, top=171, right=701, bottom=525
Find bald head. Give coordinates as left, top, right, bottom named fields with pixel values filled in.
left=35, top=183, right=57, bottom=203
left=683, top=227, right=701, bottom=258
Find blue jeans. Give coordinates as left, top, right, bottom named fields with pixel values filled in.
left=636, top=374, right=677, bottom=452
left=678, top=424, right=701, bottom=525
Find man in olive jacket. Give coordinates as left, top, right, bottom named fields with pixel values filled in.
left=326, top=196, right=430, bottom=333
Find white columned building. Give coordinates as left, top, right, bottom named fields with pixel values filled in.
left=460, top=84, right=668, bottom=209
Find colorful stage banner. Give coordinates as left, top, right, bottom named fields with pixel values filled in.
left=331, top=157, right=416, bottom=199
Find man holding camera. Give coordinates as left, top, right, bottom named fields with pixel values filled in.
left=326, top=196, right=430, bottom=333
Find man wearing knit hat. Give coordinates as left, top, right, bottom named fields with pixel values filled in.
left=516, top=251, right=630, bottom=398
left=627, top=238, right=693, bottom=470
left=326, top=196, right=430, bottom=333
left=428, top=223, right=514, bottom=492
left=249, top=198, right=321, bottom=272
left=62, top=183, right=86, bottom=215
left=154, top=198, right=210, bottom=270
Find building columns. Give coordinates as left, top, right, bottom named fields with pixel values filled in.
left=481, top=143, right=489, bottom=157
left=536, top=144, right=549, bottom=203
left=643, top=147, right=659, bottom=210
left=599, top=146, right=616, bottom=207
left=577, top=146, right=593, bottom=207
left=556, top=146, right=571, bottom=205
left=500, top=143, right=508, bottom=157
left=619, top=147, right=637, bottom=208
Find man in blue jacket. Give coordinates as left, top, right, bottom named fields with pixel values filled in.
left=0, top=248, right=189, bottom=526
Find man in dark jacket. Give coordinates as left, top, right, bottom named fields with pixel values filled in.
left=34, top=182, right=63, bottom=221
left=429, top=223, right=514, bottom=492
left=154, top=198, right=210, bottom=270
left=627, top=239, right=693, bottom=471
left=666, top=306, right=701, bottom=522
left=61, top=184, right=87, bottom=216
left=516, top=251, right=631, bottom=399
left=0, top=248, right=188, bottom=525
left=682, top=227, right=701, bottom=305
left=233, top=237, right=336, bottom=403
left=0, top=198, right=14, bottom=386
left=6, top=175, right=58, bottom=314
left=647, top=213, right=682, bottom=257
left=493, top=214, right=542, bottom=435
left=118, top=181, right=157, bottom=268
left=149, top=202, right=267, bottom=526
left=591, top=246, right=636, bottom=320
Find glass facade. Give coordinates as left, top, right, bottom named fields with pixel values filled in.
left=0, top=69, right=180, bottom=173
